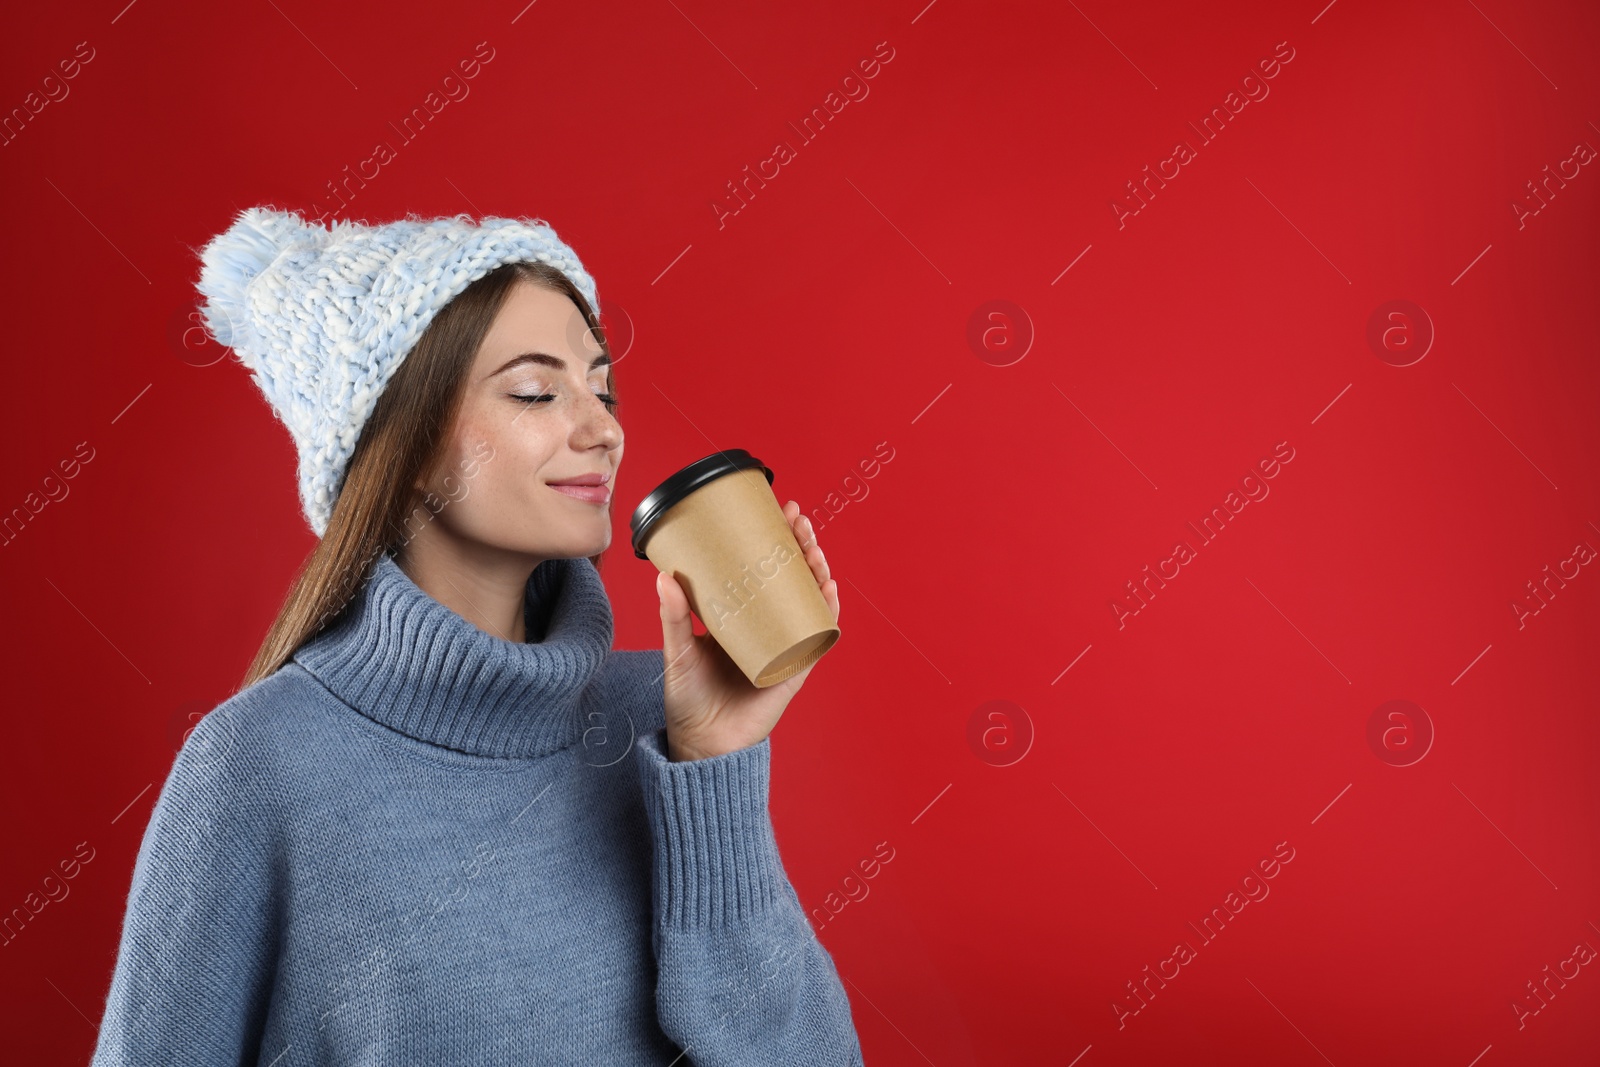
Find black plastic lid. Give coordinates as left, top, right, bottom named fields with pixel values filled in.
left=629, top=448, right=774, bottom=559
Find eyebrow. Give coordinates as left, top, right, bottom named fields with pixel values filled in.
left=489, top=351, right=612, bottom=379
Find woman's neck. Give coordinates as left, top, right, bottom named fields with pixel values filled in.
left=394, top=530, right=544, bottom=643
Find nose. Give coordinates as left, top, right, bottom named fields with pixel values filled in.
left=572, top=389, right=622, bottom=451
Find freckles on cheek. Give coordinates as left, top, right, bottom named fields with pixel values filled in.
left=427, top=417, right=497, bottom=500
left=461, top=409, right=506, bottom=458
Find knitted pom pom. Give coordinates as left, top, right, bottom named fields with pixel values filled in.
left=196, top=207, right=311, bottom=348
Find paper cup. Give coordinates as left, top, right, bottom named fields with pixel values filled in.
left=631, top=449, right=839, bottom=688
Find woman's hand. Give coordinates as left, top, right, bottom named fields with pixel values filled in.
left=655, top=499, right=840, bottom=762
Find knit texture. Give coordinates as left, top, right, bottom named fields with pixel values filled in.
left=89, top=553, right=863, bottom=1065
left=193, top=206, right=601, bottom=537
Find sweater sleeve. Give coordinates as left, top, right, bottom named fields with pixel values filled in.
left=91, top=704, right=278, bottom=1066
left=633, top=726, right=864, bottom=1066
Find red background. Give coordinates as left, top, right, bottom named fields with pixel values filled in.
left=3, top=0, right=1598, bottom=1063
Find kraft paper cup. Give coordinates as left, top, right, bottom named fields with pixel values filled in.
left=630, top=449, right=840, bottom=688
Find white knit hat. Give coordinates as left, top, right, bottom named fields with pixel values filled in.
left=194, top=206, right=601, bottom=538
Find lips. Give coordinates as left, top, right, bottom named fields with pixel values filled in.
left=547, top=472, right=611, bottom=505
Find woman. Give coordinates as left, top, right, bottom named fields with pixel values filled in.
left=90, top=207, right=864, bottom=1065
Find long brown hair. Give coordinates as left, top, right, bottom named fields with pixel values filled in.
left=238, top=261, right=615, bottom=691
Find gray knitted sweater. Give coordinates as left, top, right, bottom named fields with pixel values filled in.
left=89, top=550, right=864, bottom=1065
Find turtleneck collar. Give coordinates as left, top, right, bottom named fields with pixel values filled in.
left=291, top=551, right=615, bottom=759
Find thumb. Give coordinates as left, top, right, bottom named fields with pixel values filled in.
left=657, top=570, right=696, bottom=675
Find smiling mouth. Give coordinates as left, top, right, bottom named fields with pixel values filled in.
left=547, top=482, right=611, bottom=504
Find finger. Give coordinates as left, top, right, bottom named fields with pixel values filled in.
left=823, top=577, right=839, bottom=622
left=806, top=532, right=829, bottom=586
left=788, top=514, right=826, bottom=584
left=795, top=513, right=819, bottom=554
left=793, top=511, right=818, bottom=553
left=787, top=501, right=812, bottom=545
left=787, top=506, right=830, bottom=589
left=657, top=571, right=697, bottom=675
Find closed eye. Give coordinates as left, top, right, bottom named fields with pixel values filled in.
left=510, top=393, right=620, bottom=411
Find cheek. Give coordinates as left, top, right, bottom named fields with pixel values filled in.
left=427, top=417, right=496, bottom=505
left=464, top=420, right=556, bottom=505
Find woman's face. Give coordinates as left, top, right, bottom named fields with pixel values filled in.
left=413, top=279, right=622, bottom=564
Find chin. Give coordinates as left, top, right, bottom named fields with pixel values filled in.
left=534, top=529, right=612, bottom=562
